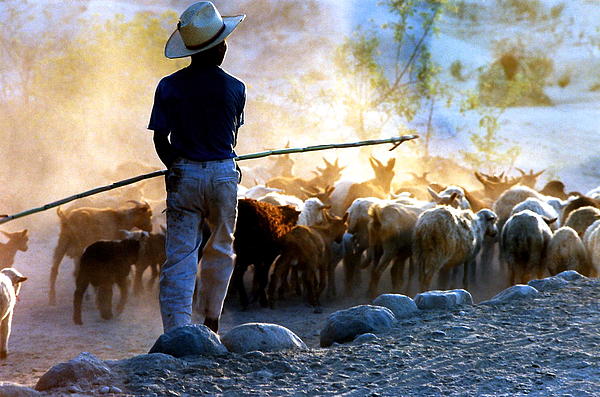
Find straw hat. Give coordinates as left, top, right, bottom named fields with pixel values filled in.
left=165, top=1, right=245, bottom=59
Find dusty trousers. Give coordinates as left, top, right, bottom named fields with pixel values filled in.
left=160, top=157, right=238, bottom=333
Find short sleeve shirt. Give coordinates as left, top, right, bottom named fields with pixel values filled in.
left=148, top=64, right=246, bottom=162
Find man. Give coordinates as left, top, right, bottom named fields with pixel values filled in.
left=148, top=1, right=246, bottom=334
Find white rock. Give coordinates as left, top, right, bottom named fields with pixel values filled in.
left=555, top=270, right=586, bottom=281
left=480, top=285, right=539, bottom=305
left=221, top=323, right=307, bottom=353
left=414, top=289, right=473, bottom=310
left=320, top=305, right=395, bottom=347
left=372, top=294, right=419, bottom=318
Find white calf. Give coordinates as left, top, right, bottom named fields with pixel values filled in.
left=0, top=267, right=27, bottom=359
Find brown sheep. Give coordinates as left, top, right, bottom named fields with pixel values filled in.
left=268, top=211, right=348, bottom=311
left=50, top=201, right=152, bottom=305
left=564, top=206, right=600, bottom=239
left=73, top=237, right=141, bottom=325
left=546, top=227, right=590, bottom=277
left=230, top=199, right=300, bottom=309
left=0, top=230, right=28, bottom=269
left=560, top=195, right=600, bottom=225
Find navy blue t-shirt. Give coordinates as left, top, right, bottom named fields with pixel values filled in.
left=148, top=64, right=245, bottom=161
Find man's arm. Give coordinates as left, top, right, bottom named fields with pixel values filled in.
left=153, top=130, right=177, bottom=169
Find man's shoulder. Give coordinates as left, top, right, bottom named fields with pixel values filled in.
left=218, top=68, right=246, bottom=91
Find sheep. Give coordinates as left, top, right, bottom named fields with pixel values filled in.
left=560, top=195, right=600, bottom=225
left=257, top=192, right=304, bottom=211
left=268, top=211, right=348, bottom=310
left=412, top=206, right=498, bottom=291
left=230, top=199, right=300, bottom=309
left=50, top=200, right=152, bottom=305
left=73, top=236, right=142, bottom=325
left=493, top=186, right=547, bottom=231
left=582, top=219, right=600, bottom=277
left=120, top=229, right=166, bottom=295
left=540, top=180, right=569, bottom=200
left=244, top=185, right=283, bottom=200
left=365, top=202, right=419, bottom=298
left=0, top=230, right=28, bottom=269
left=546, top=227, right=590, bottom=277
left=297, top=198, right=328, bottom=226
left=500, top=210, right=555, bottom=285
left=510, top=197, right=559, bottom=230
left=564, top=206, right=600, bottom=239
left=0, top=268, right=27, bottom=359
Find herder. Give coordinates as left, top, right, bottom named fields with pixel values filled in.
left=148, top=1, right=246, bottom=334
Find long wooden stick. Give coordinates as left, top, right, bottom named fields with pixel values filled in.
left=0, top=134, right=418, bottom=225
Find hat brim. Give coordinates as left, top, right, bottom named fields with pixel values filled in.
left=165, top=14, right=245, bottom=59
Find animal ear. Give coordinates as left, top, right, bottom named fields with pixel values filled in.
left=21, top=229, right=28, bottom=236
left=427, top=186, right=441, bottom=201
left=0, top=230, right=10, bottom=238
left=17, top=276, right=27, bottom=283
left=543, top=217, right=557, bottom=225
left=387, top=158, right=396, bottom=168
left=535, top=169, right=545, bottom=177
left=342, top=212, right=349, bottom=222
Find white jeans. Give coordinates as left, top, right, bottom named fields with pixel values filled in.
left=160, top=158, right=238, bottom=333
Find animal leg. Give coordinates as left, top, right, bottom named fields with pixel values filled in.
left=133, top=264, right=145, bottom=296
left=97, top=285, right=114, bottom=320
left=367, top=250, right=395, bottom=299
left=116, top=278, right=129, bottom=315
left=342, top=249, right=361, bottom=297
left=0, top=313, right=12, bottom=359
left=73, top=275, right=89, bottom=325
left=49, top=234, right=69, bottom=305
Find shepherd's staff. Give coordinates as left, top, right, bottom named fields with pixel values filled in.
left=0, top=134, right=418, bottom=225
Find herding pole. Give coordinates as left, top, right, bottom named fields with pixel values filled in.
left=0, top=134, right=418, bottom=225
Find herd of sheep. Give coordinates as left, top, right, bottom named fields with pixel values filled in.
left=0, top=153, right=599, bottom=359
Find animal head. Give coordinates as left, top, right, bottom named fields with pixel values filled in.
left=125, top=201, right=153, bottom=232
left=315, top=158, right=345, bottom=186
left=369, top=157, right=396, bottom=191
left=323, top=210, right=348, bottom=243
left=516, top=168, right=545, bottom=189
left=540, top=180, right=567, bottom=200
left=301, top=185, right=335, bottom=206
left=474, top=171, right=522, bottom=199
left=1, top=229, right=28, bottom=252
left=271, top=151, right=295, bottom=178
left=118, top=229, right=149, bottom=241
left=0, top=267, right=27, bottom=297
left=427, top=187, right=460, bottom=208
left=406, top=171, right=431, bottom=186
left=477, top=209, right=498, bottom=237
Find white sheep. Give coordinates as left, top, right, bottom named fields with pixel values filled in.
left=428, top=185, right=470, bottom=209
left=257, top=192, right=304, bottom=211
left=493, top=186, right=548, bottom=230
left=297, top=198, right=327, bottom=226
left=244, top=185, right=283, bottom=200
left=0, top=267, right=27, bottom=359
left=546, top=226, right=590, bottom=276
left=510, top=197, right=560, bottom=230
left=412, top=206, right=498, bottom=291
left=582, top=219, right=600, bottom=277
left=500, top=209, right=555, bottom=285
left=564, top=206, right=600, bottom=238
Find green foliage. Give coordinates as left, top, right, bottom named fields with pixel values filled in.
left=450, top=60, right=465, bottom=81
left=478, top=39, right=553, bottom=107
left=459, top=106, right=521, bottom=173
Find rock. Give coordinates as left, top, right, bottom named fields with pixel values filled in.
left=320, top=305, right=395, bottom=348
left=35, top=352, right=112, bottom=391
left=252, top=370, right=274, bottom=379
left=480, top=285, right=539, bottom=305
left=67, top=385, right=84, bottom=393
left=352, top=333, right=378, bottom=344
left=99, top=386, right=111, bottom=394
left=148, top=324, right=227, bottom=358
left=413, top=289, right=473, bottom=310
left=110, top=386, right=123, bottom=393
left=221, top=323, right=307, bottom=353
left=372, top=294, right=419, bottom=318
left=111, top=353, right=185, bottom=373
left=0, top=382, right=42, bottom=397
left=528, top=276, right=569, bottom=291
left=555, top=270, right=586, bottom=281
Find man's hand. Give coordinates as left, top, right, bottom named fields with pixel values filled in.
left=153, top=131, right=176, bottom=169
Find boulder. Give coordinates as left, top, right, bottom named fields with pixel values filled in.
left=413, top=289, right=473, bottom=310
left=480, top=285, right=539, bottom=305
left=352, top=333, right=378, bottom=344
left=221, top=323, right=307, bottom=353
left=320, top=305, right=395, bottom=347
left=555, top=270, right=586, bottom=281
left=0, top=383, right=42, bottom=397
left=35, top=352, right=112, bottom=391
left=148, top=324, right=227, bottom=358
left=372, top=294, right=419, bottom=318
left=528, top=276, right=569, bottom=291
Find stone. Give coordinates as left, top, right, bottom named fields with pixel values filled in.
left=555, top=270, right=586, bottom=281
left=221, top=323, right=307, bottom=353
left=320, top=305, right=395, bottom=347
left=414, top=289, right=473, bottom=310
left=111, top=353, right=185, bottom=373
left=0, top=383, right=42, bottom=397
left=352, top=333, right=378, bottom=344
left=372, top=294, right=419, bottom=318
left=480, top=285, right=539, bottom=305
left=35, top=352, right=112, bottom=391
left=148, top=324, right=227, bottom=358
left=528, top=276, right=569, bottom=291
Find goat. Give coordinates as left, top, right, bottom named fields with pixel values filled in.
left=564, top=206, right=600, bottom=239
left=297, top=198, right=328, bottom=226
left=475, top=171, right=522, bottom=200
left=0, top=268, right=27, bottom=359
left=515, top=168, right=545, bottom=189
left=412, top=206, right=498, bottom=291
left=230, top=199, right=300, bottom=309
left=539, top=180, right=569, bottom=200
left=546, top=227, right=590, bottom=277
left=50, top=200, right=152, bottom=305
left=0, top=230, right=28, bottom=269
left=120, top=229, right=166, bottom=295
left=500, top=210, right=555, bottom=285
left=560, top=195, right=600, bottom=226
left=73, top=237, right=141, bottom=325
left=268, top=211, right=348, bottom=310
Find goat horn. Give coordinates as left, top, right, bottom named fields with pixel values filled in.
left=516, top=167, right=525, bottom=175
